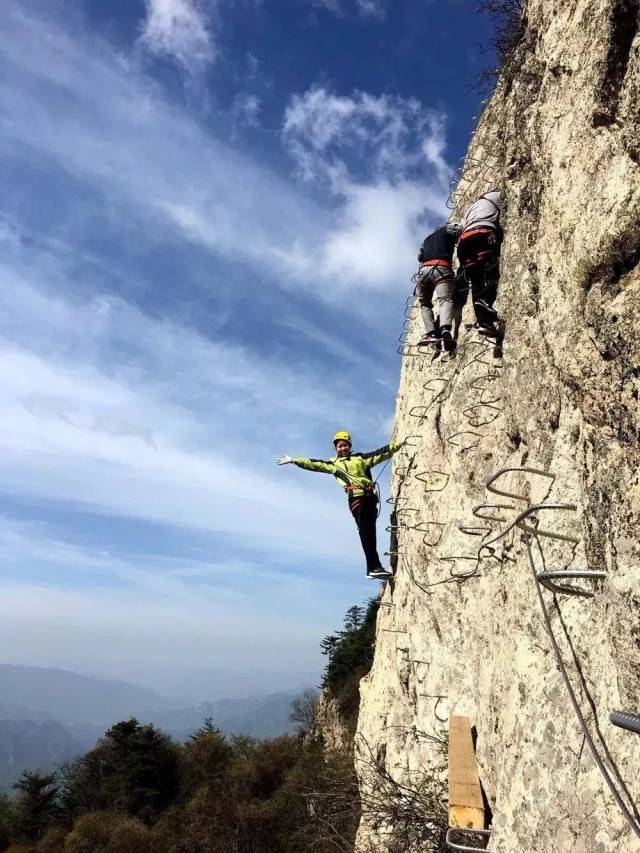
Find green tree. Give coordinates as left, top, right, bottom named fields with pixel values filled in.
left=58, top=753, right=102, bottom=822
left=321, top=598, right=379, bottom=708
left=0, top=791, right=17, bottom=850
left=319, top=634, right=339, bottom=657
left=181, top=721, right=233, bottom=798
left=12, top=772, right=59, bottom=842
left=342, top=605, right=364, bottom=632
left=59, top=719, right=179, bottom=823
left=64, top=811, right=152, bottom=853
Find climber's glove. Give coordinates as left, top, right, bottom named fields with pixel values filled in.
left=277, top=454, right=294, bottom=465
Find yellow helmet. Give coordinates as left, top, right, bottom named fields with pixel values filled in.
left=333, top=430, right=352, bottom=445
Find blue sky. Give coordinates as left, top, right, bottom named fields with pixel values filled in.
left=0, top=0, right=493, bottom=699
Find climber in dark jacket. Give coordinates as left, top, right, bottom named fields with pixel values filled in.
left=277, top=431, right=403, bottom=580
left=415, top=223, right=461, bottom=352
left=456, top=190, right=503, bottom=340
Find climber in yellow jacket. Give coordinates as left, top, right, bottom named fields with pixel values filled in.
left=277, top=431, right=402, bottom=579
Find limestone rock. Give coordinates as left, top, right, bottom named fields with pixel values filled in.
left=355, top=1, right=640, bottom=850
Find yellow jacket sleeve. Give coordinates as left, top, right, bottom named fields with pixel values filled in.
left=292, top=457, right=335, bottom=474
left=360, top=441, right=401, bottom=468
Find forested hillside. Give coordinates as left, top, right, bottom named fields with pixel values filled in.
left=0, top=604, right=375, bottom=853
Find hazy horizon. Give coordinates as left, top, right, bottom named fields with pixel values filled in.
left=0, top=660, right=320, bottom=706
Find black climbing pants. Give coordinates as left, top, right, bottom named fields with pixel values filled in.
left=457, top=229, right=501, bottom=329
left=348, top=492, right=382, bottom=572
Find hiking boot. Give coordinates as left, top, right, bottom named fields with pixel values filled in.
left=440, top=329, right=456, bottom=353
left=367, top=567, right=393, bottom=580
left=417, top=332, right=440, bottom=347
left=477, top=324, right=497, bottom=338
left=474, top=300, right=499, bottom=323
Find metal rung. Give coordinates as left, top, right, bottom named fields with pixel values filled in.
left=472, top=503, right=514, bottom=522
left=537, top=570, right=607, bottom=598
left=469, top=373, right=501, bottom=391
left=447, top=430, right=483, bottom=450
left=413, top=521, right=445, bottom=547
left=397, top=343, right=429, bottom=357
left=440, top=555, right=479, bottom=580
left=484, top=502, right=579, bottom=548
left=446, top=827, right=491, bottom=851
left=610, top=710, right=640, bottom=735
left=486, top=467, right=556, bottom=503
left=409, top=404, right=434, bottom=419
left=516, top=504, right=581, bottom=544
left=462, top=403, right=502, bottom=428
left=395, top=507, right=421, bottom=517
left=415, top=471, right=450, bottom=491
left=403, top=434, right=421, bottom=448
left=424, top=377, right=450, bottom=391
left=459, top=525, right=491, bottom=537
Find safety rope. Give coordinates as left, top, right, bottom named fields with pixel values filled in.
left=525, top=534, right=640, bottom=841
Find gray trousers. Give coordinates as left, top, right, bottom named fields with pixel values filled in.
left=416, top=265, right=454, bottom=334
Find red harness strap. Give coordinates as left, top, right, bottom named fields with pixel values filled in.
left=420, top=258, right=452, bottom=268
left=344, top=482, right=374, bottom=494
left=459, top=226, right=494, bottom=241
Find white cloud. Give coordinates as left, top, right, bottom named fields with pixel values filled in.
left=139, top=0, right=216, bottom=72
left=314, top=0, right=386, bottom=18
left=355, top=0, right=385, bottom=17
left=283, top=87, right=451, bottom=287
left=0, top=5, right=326, bottom=286
left=1, top=7, right=453, bottom=301
left=232, top=92, right=261, bottom=128
left=0, top=248, right=374, bottom=565
left=323, top=181, right=434, bottom=283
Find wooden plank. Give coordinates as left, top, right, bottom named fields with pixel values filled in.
left=448, top=715, right=485, bottom=830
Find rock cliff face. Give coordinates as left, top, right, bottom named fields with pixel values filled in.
left=355, top=1, right=640, bottom=851
left=316, top=692, right=355, bottom=754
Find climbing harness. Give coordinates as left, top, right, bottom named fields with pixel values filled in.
left=419, top=258, right=453, bottom=268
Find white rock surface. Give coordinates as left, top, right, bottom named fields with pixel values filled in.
left=355, top=1, right=640, bottom=850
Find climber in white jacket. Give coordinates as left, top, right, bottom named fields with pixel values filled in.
left=456, top=190, right=503, bottom=343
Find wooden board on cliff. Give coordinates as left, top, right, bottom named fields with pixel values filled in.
left=448, top=715, right=485, bottom=830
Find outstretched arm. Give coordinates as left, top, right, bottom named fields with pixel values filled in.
left=276, top=454, right=335, bottom=474
left=291, top=456, right=335, bottom=474
left=361, top=440, right=403, bottom=468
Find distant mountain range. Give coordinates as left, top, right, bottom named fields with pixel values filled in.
left=0, top=719, right=83, bottom=789
left=0, top=665, right=184, bottom=725
left=0, top=664, right=311, bottom=788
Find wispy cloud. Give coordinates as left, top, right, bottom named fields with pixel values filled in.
left=139, top=0, right=217, bottom=72
left=0, top=4, right=325, bottom=290
left=0, top=6, right=450, bottom=302
left=283, top=86, right=451, bottom=286
left=0, top=253, right=370, bottom=562
left=312, top=0, right=386, bottom=19
left=232, top=92, right=262, bottom=128
left=0, top=1, right=451, bottom=688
